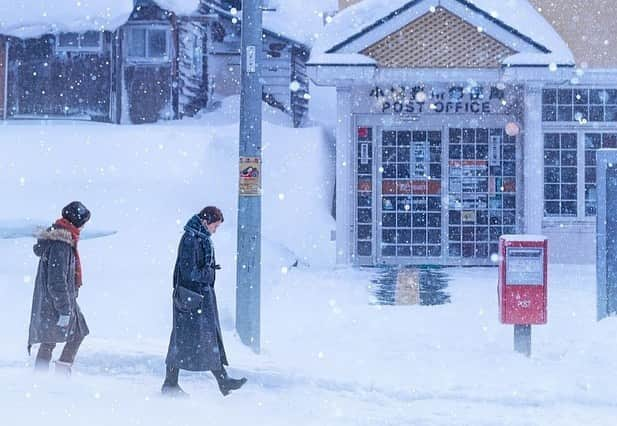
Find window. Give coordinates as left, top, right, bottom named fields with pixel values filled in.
left=585, top=133, right=617, bottom=216
left=543, top=88, right=617, bottom=122
left=356, top=127, right=373, bottom=257
left=127, top=27, right=170, bottom=61
left=56, top=31, right=102, bottom=52
left=544, top=133, right=577, bottom=217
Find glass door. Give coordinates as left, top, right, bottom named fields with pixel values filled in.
left=447, top=127, right=518, bottom=262
left=378, top=129, right=443, bottom=262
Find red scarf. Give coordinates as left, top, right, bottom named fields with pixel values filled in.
left=54, top=218, right=83, bottom=289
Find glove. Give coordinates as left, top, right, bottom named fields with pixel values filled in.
left=213, top=264, right=222, bottom=270
left=56, top=315, right=70, bottom=328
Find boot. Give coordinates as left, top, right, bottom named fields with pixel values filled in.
left=161, top=383, right=189, bottom=398
left=161, top=365, right=189, bottom=398
left=34, top=357, right=51, bottom=373
left=34, top=343, right=55, bottom=373
left=54, top=360, right=72, bottom=377
left=213, top=369, right=247, bottom=396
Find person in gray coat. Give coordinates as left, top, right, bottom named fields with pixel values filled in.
left=28, top=201, right=91, bottom=375
left=162, top=206, right=247, bottom=397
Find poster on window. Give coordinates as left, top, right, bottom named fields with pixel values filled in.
left=489, top=135, right=502, bottom=166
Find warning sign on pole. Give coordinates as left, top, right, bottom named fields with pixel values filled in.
left=239, top=157, right=261, bottom=196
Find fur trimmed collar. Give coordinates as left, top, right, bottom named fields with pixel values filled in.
left=35, top=227, right=76, bottom=247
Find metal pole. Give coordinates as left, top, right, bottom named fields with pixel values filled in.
left=513, top=324, right=531, bottom=357
left=236, top=0, right=262, bottom=353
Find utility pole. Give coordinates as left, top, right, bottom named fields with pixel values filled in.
left=236, top=0, right=262, bottom=353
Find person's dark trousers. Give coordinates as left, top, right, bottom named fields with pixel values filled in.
left=164, top=366, right=230, bottom=387
left=34, top=333, right=85, bottom=370
left=163, top=364, right=180, bottom=387
left=161, top=365, right=189, bottom=397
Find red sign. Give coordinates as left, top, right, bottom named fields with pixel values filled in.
left=382, top=180, right=441, bottom=195
left=498, top=236, right=548, bottom=325
left=358, top=178, right=372, bottom=191
left=358, top=127, right=370, bottom=139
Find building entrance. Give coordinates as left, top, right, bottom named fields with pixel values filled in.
left=355, top=117, right=520, bottom=266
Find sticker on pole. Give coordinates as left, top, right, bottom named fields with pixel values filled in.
left=246, top=46, right=256, bottom=73
left=239, top=157, right=261, bottom=196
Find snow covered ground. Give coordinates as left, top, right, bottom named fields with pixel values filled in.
left=1, top=104, right=617, bottom=425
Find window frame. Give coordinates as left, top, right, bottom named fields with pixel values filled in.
left=542, top=120, right=617, bottom=221
left=543, top=132, right=578, bottom=218
left=542, top=87, right=617, bottom=124
left=125, top=24, right=172, bottom=64
left=56, top=31, right=103, bottom=53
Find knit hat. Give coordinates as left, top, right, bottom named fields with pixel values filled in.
left=62, top=201, right=91, bottom=228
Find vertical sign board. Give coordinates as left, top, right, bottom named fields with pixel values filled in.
left=0, top=38, right=5, bottom=119
left=596, top=149, right=617, bottom=320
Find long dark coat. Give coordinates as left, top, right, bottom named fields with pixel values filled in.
left=165, top=215, right=228, bottom=372
left=27, top=227, right=89, bottom=352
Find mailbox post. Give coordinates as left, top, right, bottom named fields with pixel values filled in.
left=498, top=235, right=548, bottom=357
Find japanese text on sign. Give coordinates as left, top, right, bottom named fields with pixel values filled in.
left=506, top=248, right=544, bottom=285
left=239, top=157, right=261, bottom=196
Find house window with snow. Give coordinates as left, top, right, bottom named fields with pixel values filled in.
left=56, top=31, right=103, bottom=53
left=544, top=133, right=577, bottom=217
left=127, top=27, right=170, bottom=62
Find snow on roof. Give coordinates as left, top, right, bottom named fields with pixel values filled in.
left=0, top=0, right=134, bottom=38
left=204, top=0, right=335, bottom=48
left=469, top=0, right=573, bottom=64
left=262, top=0, right=338, bottom=48
left=313, top=0, right=574, bottom=66
left=501, top=234, right=548, bottom=242
left=0, top=0, right=329, bottom=48
left=155, top=0, right=200, bottom=15
left=307, top=52, right=377, bottom=66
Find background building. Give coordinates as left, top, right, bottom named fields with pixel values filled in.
left=0, top=0, right=310, bottom=126
left=311, top=0, right=617, bottom=265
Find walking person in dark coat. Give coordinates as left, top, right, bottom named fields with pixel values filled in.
left=162, top=206, right=247, bottom=397
left=28, top=201, right=91, bottom=375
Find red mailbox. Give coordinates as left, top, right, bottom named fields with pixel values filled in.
left=498, top=235, right=548, bottom=325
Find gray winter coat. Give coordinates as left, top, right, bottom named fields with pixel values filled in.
left=27, top=227, right=89, bottom=352
left=165, top=215, right=228, bottom=372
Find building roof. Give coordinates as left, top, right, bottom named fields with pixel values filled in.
left=155, top=0, right=200, bottom=15
left=313, top=0, right=574, bottom=66
left=201, top=1, right=329, bottom=48
left=0, top=0, right=134, bottom=38
left=200, top=1, right=310, bottom=49
left=0, top=0, right=316, bottom=49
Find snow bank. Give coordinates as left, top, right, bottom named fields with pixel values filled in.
left=0, top=219, right=116, bottom=239
left=0, top=0, right=134, bottom=38
left=0, top=97, right=334, bottom=349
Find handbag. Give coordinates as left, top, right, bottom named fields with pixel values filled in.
left=173, top=285, right=204, bottom=312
